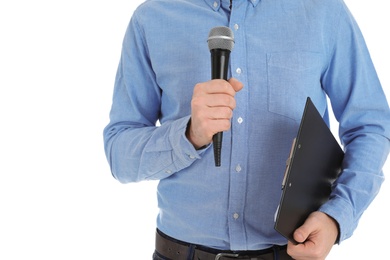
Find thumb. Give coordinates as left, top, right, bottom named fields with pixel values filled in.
left=228, top=77, right=244, bottom=92
left=293, top=218, right=315, bottom=243
left=293, top=229, right=307, bottom=243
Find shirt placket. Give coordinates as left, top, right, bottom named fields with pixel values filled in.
left=227, top=0, right=250, bottom=249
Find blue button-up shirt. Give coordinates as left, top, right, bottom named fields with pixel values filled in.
left=104, top=0, right=390, bottom=250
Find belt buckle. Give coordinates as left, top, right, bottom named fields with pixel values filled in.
left=215, top=252, right=240, bottom=260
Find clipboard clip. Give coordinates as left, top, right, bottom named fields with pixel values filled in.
left=282, top=138, right=297, bottom=190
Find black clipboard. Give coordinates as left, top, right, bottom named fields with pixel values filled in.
left=274, top=97, right=344, bottom=243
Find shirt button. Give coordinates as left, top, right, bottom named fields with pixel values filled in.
left=236, top=67, right=242, bottom=75
left=234, top=24, right=239, bottom=31
left=237, top=117, right=243, bottom=124
left=165, top=170, right=172, bottom=174
left=235, top=164, right=242, bottom=172
left=189, top=154, right=196, bottom=159
left=233, top=213, right=240, bottom=220
left=213, top=1, right=218, bottom=8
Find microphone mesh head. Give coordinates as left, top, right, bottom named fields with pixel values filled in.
left=207, top=26, right=234, bottom=51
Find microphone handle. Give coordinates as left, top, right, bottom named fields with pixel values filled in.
left=211, top=49, right=231, bottom=167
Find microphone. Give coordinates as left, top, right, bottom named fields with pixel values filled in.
left=207, top=26, right=235, bottom=167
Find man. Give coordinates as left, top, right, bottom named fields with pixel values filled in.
left=103, top=0, right=390, bottom=259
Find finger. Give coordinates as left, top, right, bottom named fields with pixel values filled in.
left=204, top=94, right=237, bottom=110
left=192, top=115, right=231, bottom=138
left=196, top=79, right=237, bottom=96
left=228, top=77, right=244, bottom=92
left=294, top=228, right=308, bottom=244
left=191, top=106, right=233, bottom=131
left=208, top=106, right=234, bottom=120
left=209, top=118, right=232, bottom=134
left=293, top=214, right=318, bottom=243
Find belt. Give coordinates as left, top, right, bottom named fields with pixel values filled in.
left=155, top=229, right=291, bottom=260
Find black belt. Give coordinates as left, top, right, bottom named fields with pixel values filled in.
left=155, top=229, right=291, bottom=260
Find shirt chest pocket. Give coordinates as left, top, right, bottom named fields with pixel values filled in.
left=267, top=51, right=326, bottom=121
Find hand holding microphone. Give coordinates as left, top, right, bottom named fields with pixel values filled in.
left=186, top=26, right=243, bottom=166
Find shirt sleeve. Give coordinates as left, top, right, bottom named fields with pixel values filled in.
left=103, top=12, right=206, bottom=183
left=319, top=2, right=390, bottom=242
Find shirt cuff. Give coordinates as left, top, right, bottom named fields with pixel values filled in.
left=319, top=196, right=355, bottom=243
left=169, top=115, right=210, bottom=168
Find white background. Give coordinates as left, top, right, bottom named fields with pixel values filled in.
left=0, top=1, right=388, bottom=259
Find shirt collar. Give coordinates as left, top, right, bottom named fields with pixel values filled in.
left=204, top=0, right=260, bottom=11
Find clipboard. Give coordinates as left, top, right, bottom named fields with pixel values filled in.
left=274, top=97, right=344, bottom=243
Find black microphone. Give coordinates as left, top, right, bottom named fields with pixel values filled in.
left=207, top=26, right=235, bottom=167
